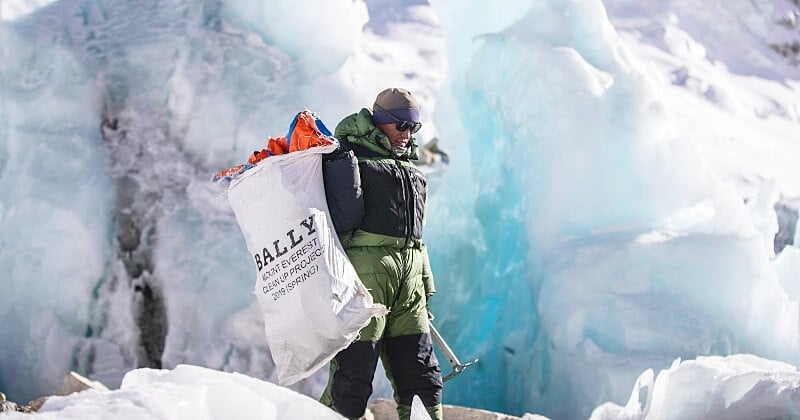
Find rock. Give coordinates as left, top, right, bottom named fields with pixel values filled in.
left=0, top=400, right=18, bottom=413
left=415, top=137, right=449, bottom=167
left=365, top=398, right=549, bottom=420
left=0, top=393, right=46, bottom=413
left=27, top=396, right=49, bottom=412
left=0, top=372, right=110, bottom=414
left=775, top=198, right=799, bottom=254
left=57, top=371, right=110, bottom=396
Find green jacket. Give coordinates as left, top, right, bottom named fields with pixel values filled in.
left=331, top=108, right=435, bottom=297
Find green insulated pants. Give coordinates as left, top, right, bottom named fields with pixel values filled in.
left=320, top=245, right=443, bottom=420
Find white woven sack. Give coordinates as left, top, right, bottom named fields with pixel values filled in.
left=226, top=142, right=387, bottom=385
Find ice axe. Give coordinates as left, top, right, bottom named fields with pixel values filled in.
left=428, top=318, right=478, bottom=382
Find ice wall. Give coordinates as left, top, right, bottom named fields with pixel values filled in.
left=426, top=0, right=798, bottom=418
left=0, top=0, right=370, bottom=403
left=0, top=24, right=114, bottom=400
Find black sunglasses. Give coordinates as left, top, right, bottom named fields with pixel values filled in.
left=395, top=120, right=422, bottom=134
left=375, top=105, right=422, bottom=134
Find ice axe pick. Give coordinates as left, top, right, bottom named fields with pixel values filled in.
left=428, top=321, right=478, bottom=382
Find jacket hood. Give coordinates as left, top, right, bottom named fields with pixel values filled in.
left=334, top=108, right=419, bottom=160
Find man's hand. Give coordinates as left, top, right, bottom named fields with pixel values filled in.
left=426, top=295, right=434, bottom=320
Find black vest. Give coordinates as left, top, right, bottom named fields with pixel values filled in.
left=323, top=140, right=427, bottom=244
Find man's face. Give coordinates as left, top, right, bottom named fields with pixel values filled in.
left=378, top=123, right=412, bottom=149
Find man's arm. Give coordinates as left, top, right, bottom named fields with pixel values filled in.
left=323, top=143, right=365, bottom=233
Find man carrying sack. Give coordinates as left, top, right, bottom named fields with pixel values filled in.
left=320, top=88, right=444, bottom=420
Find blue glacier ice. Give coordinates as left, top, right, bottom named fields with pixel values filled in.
left=426, top=1, right=798, bottom=418
left=1, top=0, right=800, bottom=419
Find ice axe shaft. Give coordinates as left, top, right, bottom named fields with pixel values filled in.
left=429, top=321, right=478, bottom=382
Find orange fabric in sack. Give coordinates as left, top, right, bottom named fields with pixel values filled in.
left=248, top=136, right=289, bottom=165
left=247, top=111, right=334, bottom=164
left=287, top=110, right=335, bottom=152
left=214, top=110, right=335, bottom=181
left=214, top=164, right=247, bottom=181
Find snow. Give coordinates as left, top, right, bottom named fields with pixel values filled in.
left=591, top=354, right=800, bottom=420
left=1, top=364, right=345, bottom=420
left=1, top=0, right=800, bottom=419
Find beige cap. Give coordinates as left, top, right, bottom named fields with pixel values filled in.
left=372, top=88, right=420, bottom=125
left=374, top=88, right=419, bottom=111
